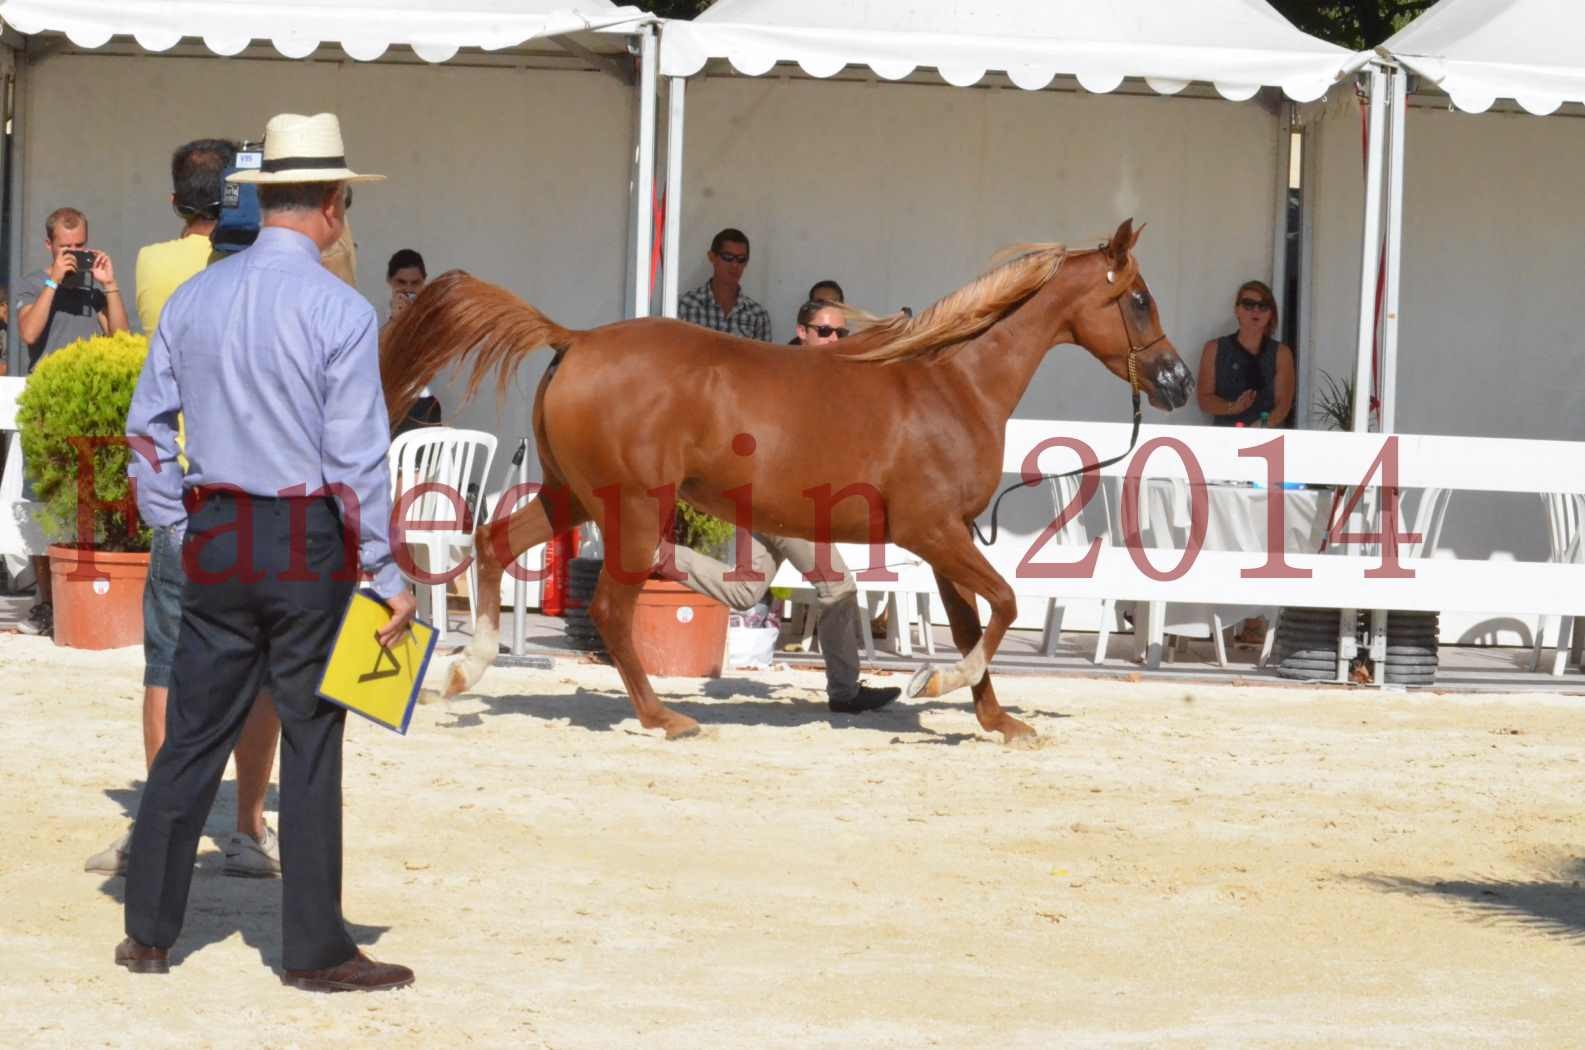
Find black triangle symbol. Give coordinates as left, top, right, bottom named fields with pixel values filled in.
left=359, top=637, right=402, bottom=683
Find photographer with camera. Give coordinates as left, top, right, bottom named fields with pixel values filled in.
left=16, top=207, right=128, bottom=371
left=13, top=208, right=129, bottom=636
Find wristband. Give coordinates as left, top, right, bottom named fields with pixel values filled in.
left=42, top=277, right=58, bottom=290
left=104, top=286, right=120, bottom=295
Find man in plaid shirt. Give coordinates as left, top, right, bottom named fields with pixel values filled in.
left=677, top=227, right=772, bottom=341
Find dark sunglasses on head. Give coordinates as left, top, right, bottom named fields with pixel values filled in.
left=715, top=250, right=748, bottom=264
left=807, top=324, right=849, bottom=339
left=1237, top=297, right=1271, bottom=311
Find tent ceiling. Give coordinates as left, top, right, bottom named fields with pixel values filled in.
left=0, top=0, right=647, bottom=64
left=1383, top=0, right=1585, bottom=115
left=661, top=0, right=1365, bottom=102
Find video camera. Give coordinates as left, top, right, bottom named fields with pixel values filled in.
left=212, top=140, right=263, bottom=254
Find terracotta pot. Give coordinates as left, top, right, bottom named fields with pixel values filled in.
left=630, top=578, right=728, bottom=677
left=48, top=545, right=148, bottom=650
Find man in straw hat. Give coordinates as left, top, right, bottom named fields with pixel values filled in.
left=120, top=113, right=417, bottom=992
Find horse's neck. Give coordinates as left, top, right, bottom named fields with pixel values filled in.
left=942, top=260, right=1087, bottom=424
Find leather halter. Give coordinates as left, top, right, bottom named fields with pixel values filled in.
left=971, top=272, right=1165, bottom=547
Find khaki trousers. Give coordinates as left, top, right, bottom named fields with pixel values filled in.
left=671, top=534, right=862, bottom=702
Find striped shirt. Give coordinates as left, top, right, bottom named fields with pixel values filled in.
left=678, top=281, right=772, bottom=342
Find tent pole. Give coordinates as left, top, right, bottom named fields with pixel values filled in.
left=631, top=25, right=657, bottom=318
left=1269, top=101, right=1292, bottom=335
left=1379, top=67, right=1407, bottom=436
left=4, top=46, right=24, bottom=377
left=1351, top=63, right=1387, bottom=434
left=661, top=76, right=685, bottom=318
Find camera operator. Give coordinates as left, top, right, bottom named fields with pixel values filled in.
left=136, top=139, right=237, bottom=333
left=15, top=207, right=129, bottom=371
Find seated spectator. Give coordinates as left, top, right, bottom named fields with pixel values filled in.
left=1196, top=280, right=1295, bottom=428
left=792, top=299, right=850, bottom=347
left=808, top=279, right=844, bottom=304
left=385, top=248, right=427, bottom=327
left=383, top=248, right=442, bottom=434
left=678, top=227, right=771, bottom=341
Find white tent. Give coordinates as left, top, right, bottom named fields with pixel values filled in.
left=1382, top=0, right=1585, bottom=114
left=660, top=0, right=1361, bottom=101
left=656, top=0, right=1367, bottom=375
left=0, top=0, right=663, bottom=359
left=0, top=0, right=647, bottom=64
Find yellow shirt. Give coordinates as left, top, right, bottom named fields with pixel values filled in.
left=136, top=234, right=213, bottom=467
left=134, top=234, right=215, bottom=334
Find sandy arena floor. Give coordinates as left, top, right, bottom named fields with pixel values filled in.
left=3, top=634, right=1585, bottom=1048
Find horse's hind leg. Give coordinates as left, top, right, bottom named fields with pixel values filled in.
left=446, top=486, right=588, bottom=697
left=590, top=493, right=701, bottom=740
left=898, top=528, right=1034, bottom=744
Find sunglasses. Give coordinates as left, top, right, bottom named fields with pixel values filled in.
left=1237, top=298, right=1272, bottom=312
left=715, top=251, right=749, bottom=265
left=805, top=324, right=849, bottom=339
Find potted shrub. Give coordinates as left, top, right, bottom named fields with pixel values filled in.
left=565, top=501, right=735, bottom=677
left=621, top=501, right=733, bottom=677
left=16, top=331, right=152, bottom=649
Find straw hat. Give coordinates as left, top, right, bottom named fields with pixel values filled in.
left=228, top=112, right=385, bottom=185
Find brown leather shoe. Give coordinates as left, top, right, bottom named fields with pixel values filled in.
left=114, top=937, right=169, bottom=974
left=283, top=951, right=414, bottom=993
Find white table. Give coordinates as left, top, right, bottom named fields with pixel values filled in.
left=1130, top=481, right=1334, bottom=665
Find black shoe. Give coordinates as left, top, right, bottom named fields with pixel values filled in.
left=828, top=683, right=901, bottom=714
left=17, top=601, right=52, bottom=637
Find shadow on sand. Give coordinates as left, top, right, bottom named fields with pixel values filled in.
left=1357, top=859, right=1585, bottom=943
left=436, top=674, right=1065, bottom=744
left=96, top=780, right=388, bottom=970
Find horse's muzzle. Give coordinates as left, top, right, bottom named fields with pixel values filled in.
left=1146, top=352, right=1195, bottom=411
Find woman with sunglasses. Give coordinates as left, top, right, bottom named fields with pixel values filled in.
left=1196, top=280, right=1294, bottom=427
left=792, top=299, right=850, bottom=346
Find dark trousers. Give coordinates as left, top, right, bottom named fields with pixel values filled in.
left=125, top=492, right=359, bottom=971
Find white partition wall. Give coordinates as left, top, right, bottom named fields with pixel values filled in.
left=676, top=77, right=1284, bottom=428
left=17, top=51, right=636, bottom=496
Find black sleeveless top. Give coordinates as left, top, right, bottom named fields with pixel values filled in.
left=1212, top=333, right=1279, bottom=427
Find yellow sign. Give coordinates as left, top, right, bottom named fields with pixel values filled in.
left=317, top=591, right=437, bottom=735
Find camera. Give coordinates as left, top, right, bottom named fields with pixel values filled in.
left=62, top=249, right=97, bottom=289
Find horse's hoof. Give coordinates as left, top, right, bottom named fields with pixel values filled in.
left=1001, top=720, right=1041, bottom=749
left=664, top=719, right=703, bottom=740
left=907, top=665, right=939, bottom=699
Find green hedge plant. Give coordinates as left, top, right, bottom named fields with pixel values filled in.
left=17, top=331, right=152, bottom=552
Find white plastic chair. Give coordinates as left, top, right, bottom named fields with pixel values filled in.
left=1039, top=472, right=1125, bottom=663
left=1533, top=491, right=1583, bottom=675
left=388, top=427, right=497, bottom=644
left=0, top=377, right=46, bottom=586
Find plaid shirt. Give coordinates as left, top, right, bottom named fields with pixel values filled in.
left=678, top=281, right=772, bottom=342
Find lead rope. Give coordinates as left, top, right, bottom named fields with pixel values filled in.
left=972, top=354, right=1142, bottom=547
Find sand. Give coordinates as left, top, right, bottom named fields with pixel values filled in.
left=3, top=634, right=1584, bottom=1048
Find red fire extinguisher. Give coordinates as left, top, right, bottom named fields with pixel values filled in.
left=539, top=527, right=580, bottom=616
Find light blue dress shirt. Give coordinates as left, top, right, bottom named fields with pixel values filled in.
left=126, top=227, right=404, bottom=598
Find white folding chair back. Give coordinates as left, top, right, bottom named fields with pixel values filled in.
left=388, top=427, right=498, bottom=643
left=1534, top=491, right=1585, bottom=674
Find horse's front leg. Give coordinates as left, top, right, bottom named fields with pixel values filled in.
left=906, top=540, right=1035, bottom=745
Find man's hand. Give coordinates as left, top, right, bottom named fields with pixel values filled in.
left=375, top=589, right=418, bottom=650
left=90, top=250, right=115, bottom=286
left=48, top=250, right=78, bottom=286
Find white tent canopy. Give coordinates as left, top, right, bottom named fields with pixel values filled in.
left=0, top=0, right=647, bottom=64
left=661, top=0, right=1366, bottom=102
left=1382, top=0, right=1585, bottom=114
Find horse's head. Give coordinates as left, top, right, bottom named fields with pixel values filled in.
left=1068, top=219, right=1194, bottom=411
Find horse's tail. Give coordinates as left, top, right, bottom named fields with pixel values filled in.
left=380, top=269, right=578, bottom=431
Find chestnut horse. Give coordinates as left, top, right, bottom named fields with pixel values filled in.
left=382, top=218, right=1193, bottom=744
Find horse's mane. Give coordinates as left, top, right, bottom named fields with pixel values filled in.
left=839, top=243, right=1080, bottom=364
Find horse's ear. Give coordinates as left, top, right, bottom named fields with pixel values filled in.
left=1131, top=222, right=1147, bottom=249
left=1108, top=218, right=1134, bottom=268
